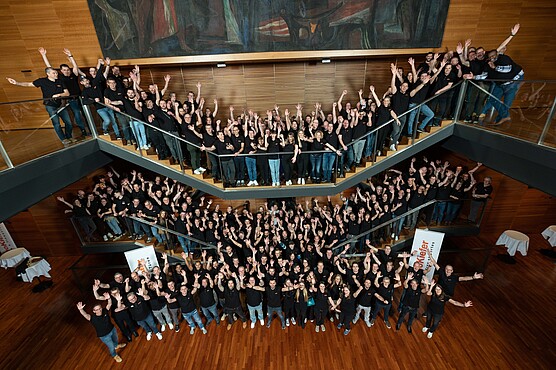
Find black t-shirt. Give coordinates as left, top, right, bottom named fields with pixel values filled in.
left=391, top=91, right=410, bottom=115
left=358, top=287, right=374, bottom=307
left=123, top=97, right=144, bottom=120
left=473, top=183, right=493, bottom=202
left=154, top=108, right=178, bottom=132
left=266, top=286, right=282, bottom=307
left=90, top=309, right=114, bottom=337
left=402, top=287, right=422, bottom=308
left=428, top=293, right=450, bottom=314
left=214, top=138, right=234, bottom=161
left=203, top=132, right=217, bottom=148
left=433, top=73, right=453, bottom=94
left=352, top=120, right=367, bottom=140
left=223, top=286, right=242, bottom=308
left=311, top=139, right=325, bottom=151
left=340, top=295, right=356, bottom=315
left=438, top=269, right=458, bottom=296
left=59, top=73, right=81, bottom=97
left=339, top=126, right=353, bottom=144
left=409, top=192, right=426, bottom=209
left=127, top=296, right=151, bottom=321
left=81, top=85, right=104, bottom=110
left=437, top=184, right=452, bottom=200
left=182, top=125, right=202, bottom=146
left=176, top=289, right=197, bottom=313
left=33, top=78, right=66, bottom=107
left=246, top=287, right=263, bottom=307
left=147, top=290, right=166, bottom=311
left=267, top=136, right=281, bottom=159
left=230, top=134, right=244, bottom=153
left=376, top=284, right=394, bottom=301
left=410, top=82, right=430, bottom=105
left=73, top=204, right=89, bottom=217
left=104, top=87, right=125, bottom=106
left=376, top=105, right=393, bottom=126
left=198, top=286, right=216, bottom=308
left=324, top=131, right=339, bottom=149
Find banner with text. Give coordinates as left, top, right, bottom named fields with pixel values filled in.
left=408, top=229, right=445, bottom=282
left=0, top=223, right=17, bottom=253
left=124, top=246, right=159, bottom=276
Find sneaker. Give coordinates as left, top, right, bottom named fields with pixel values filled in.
left=168, top=323, right=174, bottom=330
left=365, top=321, right=372, bottom=328
left=114, top=355, right=122, bottom=363
left=321, top=325, right=326, bottom=332
left=160, top=324, right=166, bottom=332
left=427, top=332, right=433, bottom=339
left=243, top=322, right=247, bottom=329
left=370, top=319, right=375, bottom=326
left=221, top=314, right=227, bottom=321
left=107, top=233, right=114, bottom=238
left=156, top=332, right=163, bottom=340
left=201, top=328, right=207, bottom=334
left=190, top=327, right=195, bottom=335
left=343, top=329, right=351, bottom=335
left=385, top=321, right=391, bottom=329
left=146, top=332, right=152, bottom=341
left=389, top=144, right=397, bottom=151
left=266, top=322, right=271, bottom=329
left=297, top=178, right=302, bottom=184
left=199, top=167, right=207, bottom=172
left=291, top=318, right=296, bottom=325
left=391, top=233, right=395, bottom=238
left=103, top=132, right=109, bottom=136
left=260, top=319, right=264, bottom=326
left=115, top=343, right=127, bottom=349
left=407, top=326, right=412, bottom=333
left=251, top=322, right=255, bottom=329
left=282, top=325, right=286, bottom=330
left=247, top=181, right=253, bottom=186
left=286, top=319, right=290, bottom=327
left=337, top=324, right=342, bottom=330
left=329, top=317, right=334, bottom=323
left=103, top=235, right=108, bottom=241
left=395, top=236, right=399, bottom=241
left=417, top=128, right=424, bottom=133
left=253, top=180, right=259, bottom=186
left=146, top=237, right=152, bottom=243
left=175, top=325, right=180, bottom=333
left=422, top=327, right=429, bottom=333
left=228, top=324, right=233, bottom=330
left=301, top=178, right=305, bottom=185
left=315, top=325, right=320, bottom=333
left=194, top=169, right=202, bottom=175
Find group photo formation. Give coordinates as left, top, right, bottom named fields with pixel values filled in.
left=1, top=1, right=555, bottom=370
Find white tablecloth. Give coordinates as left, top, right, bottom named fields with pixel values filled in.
left=496, top=230, right=530, bottom=257
left=21, top=258, right=51, bottom=283
left=541, top=225, right=556, bottom=247
left=0, top=248, right=30, bottom=269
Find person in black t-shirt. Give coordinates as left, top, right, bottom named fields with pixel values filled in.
left=428, top=250, right=483, bottom=297
left=423, top=283, right=473, bottom=339
left=370, top=274, right=402, bottom=329
left=468, top=176, right=493, bottom=222
left=104, top=77, right=130, bottom=140
left=126, top=292, right=162, bottom=341
left=242, top=276, right=265, bottom=328
left=57, top=196, right=97, bottom=241
left=217, top=275, right=248, bottom=330
left=352, top=277, right=374, bottom=327
left=396, top=273, right=429, bottom=333
left=175, top=281, right=207, bottom=335
left=331, top=284, right=361, bottom=335
left=77, top=298, right=126, bottom=362
left=389, top=63, right=411, bottom=148
left=38, top=47, right=88, bottom=136
left=7, top=67, right=74, bottom=144
left=193, top=273, right=221, bottom=326
left=80, top=75, right=121, bottom=137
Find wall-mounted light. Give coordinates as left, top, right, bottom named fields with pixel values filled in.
left=321, top=59, right=331, bottom=64
left=216, top=63, right=227, bottom=68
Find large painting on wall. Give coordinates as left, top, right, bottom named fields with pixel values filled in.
left=87, top=0, right=451, bottom=59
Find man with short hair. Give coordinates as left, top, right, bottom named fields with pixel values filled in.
left=126, top=291, right=162, bottom=341
left=468, top=176, right=493, bottom=223
left=7, top=68, right=73, bottom=144
left=77, top=298, right=126, bottom=363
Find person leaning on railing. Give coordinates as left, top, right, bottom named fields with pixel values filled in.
left=7, top=68, right=74, bottom=145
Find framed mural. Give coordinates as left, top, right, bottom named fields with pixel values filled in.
left=87, top=0, right=451, bottom=60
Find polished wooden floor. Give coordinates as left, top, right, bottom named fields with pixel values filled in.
left=0, top=234, right=554, bottom=370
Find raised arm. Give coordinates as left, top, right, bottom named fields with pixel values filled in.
left=337, top=89, right=347, bottom=112
left=497, top=24, right=520, bottom=53
left=76, top=302, right=91, bottom=321
left=6, top=78, right=34, bottom=88
left=38, top=47, right=52, bottom=68
left=62, top=48, right=80, bottom=76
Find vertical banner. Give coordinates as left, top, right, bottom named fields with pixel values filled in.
left=124, top=246, right=159, bottom=276
left=408, top=229, right=445, bottom=282
left=0, top=223, right=17, bottom=253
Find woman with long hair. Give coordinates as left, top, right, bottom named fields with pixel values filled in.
left=282, top=279, right=296, bottom=326
left=423, top=283, right=473, bottom=339
left=331, top=284, right=362, bottom=335
left=294, top=281, right=311, bottom=328
left=311, top=281, right=331, bottom=333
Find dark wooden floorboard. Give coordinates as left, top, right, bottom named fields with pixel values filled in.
left=0, top=234, right=555, bottom=370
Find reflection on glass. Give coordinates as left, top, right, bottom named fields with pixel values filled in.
left=0, top=100, right=93, bottom=166
left=461, top=80, right=556, bottom=144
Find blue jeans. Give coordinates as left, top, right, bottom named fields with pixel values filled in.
left=130, top=120, right=147, bottom=148
left=234, top=156, right=245, bottom=182
left=364, top=132, right=376, bottom=157
left=482, top=74, right=524, bottom=121
left=407, top=102, right=435, bottom=133
left=98, top=327, right=119, bottom=357
left=245, top=157, right=257, bottom=182
left=183, top=309, right=205, bottom=329
left=310, top=154, right=322, bottom=180
left=393, top=215, right=405, bottom=237
left=97, top=108, right=120, bottom=136
left=267, top=306, right=285, bottom=327
left=322, top=152, right=336, bottom=183
left=45, top=105, right=73, bottom=141
left=445, top=202, right=461, bottom=222
left=151, top=226, right=167, bottom=244
left=137, top=313, right=159, bottom=334
left=177, top=236, right=189, bottom=253
left=68, top=99, right=87, bottom=133
left=248, top=303, right=264, bottom=322
left=339, top=146, right=354, bottom=175
left=201, top=303, right=220, bottom=325
left=372, top=301, right=392, bottom=322
left=133, top=220, right=152, bottom=237
left=268, top=158, right=280, bottom=184
left=104, top=216, right=122, bottom=235
left=432, top=202, right=447, bottom=223
left=352, top=139, right=365, bottom=164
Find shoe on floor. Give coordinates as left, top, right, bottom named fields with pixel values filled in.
left=422, top=327, right=429, bottom=333
left=115, top=343, right=126, bottom=349
left=113, top=355, right=122, bottom=363
left=315, top=325, right=319, bottom=333
left=146, top=332, right=152, bottom=341
left=427, top=332, right=433, bottom=339
left=190, top=327, right=195, bottom=335
left=156, top=332, right=162, bottom=340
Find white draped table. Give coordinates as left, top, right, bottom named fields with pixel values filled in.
left=0, top=248, right=30, bottom=269
left=541, top=225, right=556, bottom=247
left=21, top=258, right=51, bottom=283
left=496, top=230, right=529, bottom=257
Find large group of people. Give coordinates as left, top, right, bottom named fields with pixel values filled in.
left=7, top=24, right=522, bottom=188
left=78, top=228, right=482, bottom=363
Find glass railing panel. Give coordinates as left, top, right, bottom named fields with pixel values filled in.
left=0, top=99, right=94, bottom=166
left=539, top=97, right=556, bottom=148
left=460, top=80, right=556, bottom=144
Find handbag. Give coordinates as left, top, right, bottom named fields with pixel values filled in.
left=307, top=297, right=315, bottom=307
